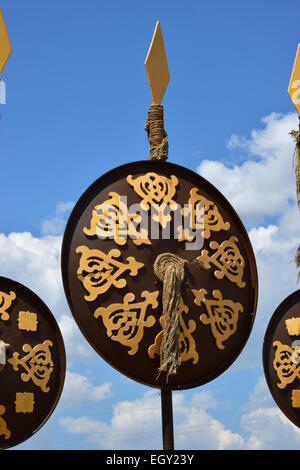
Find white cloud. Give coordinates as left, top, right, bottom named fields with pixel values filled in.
left=0, top=231, right=63, bottom=309
left=41, top=201, right=74, bottom=236
left=198, top=112, right=298, bottom=224
left=60, top=377, right=300, bottom=450
left=240, top=376, right=300, bottom=449
left=0, top=230, right=94, bottom=364
left=196, top=112, right=300, bottom=372
left=59, top=314, right=94, bottom=363
left=59, top=390, right=244, bottom=450
left=60, top=371, right=112, bottom=409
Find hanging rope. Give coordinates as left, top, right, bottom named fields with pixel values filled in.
left=145, top=104, right=168, bottom=161
left=153, top=253, right=186, bottom=379
left=146, top=106, right=185, bottom=379
left=290, top=119, right=300, bottom=276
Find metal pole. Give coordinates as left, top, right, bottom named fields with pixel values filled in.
left=161, top=389, right=174, bottom=450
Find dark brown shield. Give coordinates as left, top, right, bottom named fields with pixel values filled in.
left=0, top=277, right=66, bottom=449
left=263, top=290, right=300, bottom=428
left=61, top=160, right=258, bottom=390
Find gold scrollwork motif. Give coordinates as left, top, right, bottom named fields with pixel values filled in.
left=0, top=405, right=10, bottom=440
left=192, top=289, right=244, bottom=350
left=8, top=340, right=53, bottom=393
left=76, top=246, right=144, bottom=302
left=177, top=188, right=230, bottom=242
left=83, top=192, right=150, bottom=246
left=127, top=172, right=178, bottom=228
left=0, top=290, right=16, bottom=321
left=94, top=291, right=158, bottom=355
left=148, top=298, right=199, bottom=364
left=273, top=340, right=300, bottom=389
left=196, top=236, right=246, bottom=288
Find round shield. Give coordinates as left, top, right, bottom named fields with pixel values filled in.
left=62, top=160, right=258, bottom=390
left=0, top=277, right=66, bottom=449
left=263, top=290, right=300, bottom=428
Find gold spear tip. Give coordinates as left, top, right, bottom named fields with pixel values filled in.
left=288, top=43, right=300, bottom=114
left=0, top=9, right=12, bottom=75
left=145, top=20, right=169, bottom=105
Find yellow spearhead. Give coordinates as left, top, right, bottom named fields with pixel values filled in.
left=288, top=44, right=300, bottom=114
left=144, top=21, right=169, bottom=105
left=0, top=8, right=11, bottom=75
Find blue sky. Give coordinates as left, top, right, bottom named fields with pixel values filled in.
left=1, top=0, right=300, bottom=449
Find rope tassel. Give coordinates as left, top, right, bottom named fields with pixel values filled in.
left=153, top=253, right=186, bottom=379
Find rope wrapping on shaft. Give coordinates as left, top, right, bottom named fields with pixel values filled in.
left=290, top=124, right=300, bottom=276
left=145, top=104, right=168, bottom=161
left=153, top=253, right=186, bottom=379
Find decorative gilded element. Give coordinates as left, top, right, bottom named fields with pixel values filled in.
left=15, top=392, right=35, bottom=413
left=18, top=311, right=38, bottom=332
left=83, top=192, right=150, bottom=246
left=127, top=172, right=178, bottom=228
left=285, top=317, right=300, bottom=336
left=178, top=188, right=230, bottom=242
left=76, top=246, right=144, bottom=302
left=148, top=298, right=199, bottom=364
left=192, top=289, right=244, bottom=350
left=0, top=290, right=16, bottom=321
left=196, top=236, right=246, bottom=288
left=292, top=389, right=300, bottom=408
left=273, top=340, right=300, bottom=389
left=0, top=405, right=10, bottom=440
left=8, top=340, right=53, bottom=393
left=145, top=21, right=169, bottom=105
left=94, top=291, right=158, bottom=355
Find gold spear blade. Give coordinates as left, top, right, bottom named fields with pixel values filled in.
left=0, top=9, right=11, bottom=75
left=145, top=21, right=169, bottom=105
left=288, top=44, right=300, bottom=114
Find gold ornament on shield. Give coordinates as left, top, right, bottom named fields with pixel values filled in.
left=192, top=288, right=244, bottom=350
left=0, top=405, right=10, bottom=440
left=94, top=290, right=158, bottom=355
left=127, top=172, right=178, bottom=228
left=273, top=340, right=300, bottom=389
left=76, top=246, right=144, bottom=302
left=196, top=236, right=246, bottom=288
left=0, top=290, right=16, bottom=321
left=83, top=191, right=150, bottom=246
left=178, top=188, right=230, bottom=242
left=8, top=340, right=54, bottom=393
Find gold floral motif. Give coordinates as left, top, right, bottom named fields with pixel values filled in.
left=0, top=405, right=10, bottom=440
left=76, top=246, right=144, bottom=302
left=8, top=340, right=53, bottom=393
left=192, top=289, right=243, bottom=350
left=178, top=188, right=230, bottom=242
left=0, top=290, right=16, bottom=321
left=83, top=191, right=150, bottom=246
left=94, top=291, right=158, bottom=355
left=196, top=236, right=246, bottom=288
left=273, top=340, right=300, bottom=389
left=148, top=298, right=199, bottom=364
left=127, top=172, right=178, bottom=228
